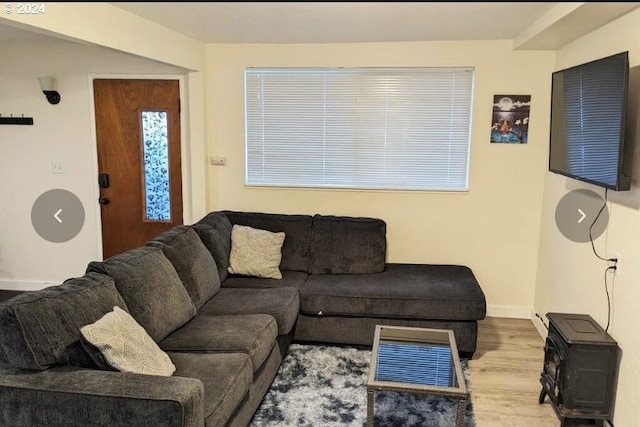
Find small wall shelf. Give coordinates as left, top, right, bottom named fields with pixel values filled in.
left=0, top=116, right=34, bottom=125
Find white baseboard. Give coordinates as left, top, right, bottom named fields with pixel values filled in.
left=0, top=280, right=56, bottom=291
left=486, top=305, right=532, bottom=319
left=530, top=310, right=549, bottom=340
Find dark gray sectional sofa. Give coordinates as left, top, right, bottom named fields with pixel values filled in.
left=0, top=210, right=486, bottom=427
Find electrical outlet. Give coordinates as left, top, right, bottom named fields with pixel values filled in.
left=613, top=253, right=621, bottom=277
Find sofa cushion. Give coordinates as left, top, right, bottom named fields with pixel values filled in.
left=169, top=352, right=252, bottom=427
left=147, top=225, right=221, bottom=309
left=160, top=314, right=277, bottom=373
left=311, top=215, right=386, bottom=275
left=228, top=225, right=285, bottom=279
left=0, top=273, right=129, bottom=370
left=192, top=212, right=233, bottom=282
left=199, top=288, right=299, bottom=335
left=87, top=246, right=197, bottom=342
left=223, top=270, right=309, bottom=289
left=81, top=306, right=176, bottom=376
left=224, top=211, right=314, bottom=272
left=300, top=263, right=486, bottom=320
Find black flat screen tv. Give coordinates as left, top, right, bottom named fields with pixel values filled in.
left=549, top=51, right=632, bottom=191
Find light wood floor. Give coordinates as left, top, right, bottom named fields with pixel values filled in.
left=468, top=317, right=559, bottom=427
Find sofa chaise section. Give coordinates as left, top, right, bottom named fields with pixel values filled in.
left=295, top=263, right=486, bottom=356
left=299, top=264, right=485, bottom=320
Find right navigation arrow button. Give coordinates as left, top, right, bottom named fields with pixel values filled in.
left=577, top=209, right=586, bottom=224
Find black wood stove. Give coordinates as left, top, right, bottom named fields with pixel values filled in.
left=539, top=313, right=620, bottom=427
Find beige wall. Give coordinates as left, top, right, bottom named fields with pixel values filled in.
left=0, top=5, right=209, bottom=290
left=0, top=42, right=191, bottom=288
left=205, top=40, right=555, bottom=317
left=2, top=4, right=636, bottom=421
left=534, top=8, right=640, bottom=426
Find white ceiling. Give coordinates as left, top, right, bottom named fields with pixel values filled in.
left=110, top=2, right=640, bottom=48
left=112, top=2, right=558, bottom=44
left=0, top=23, right=62, bottom=42
left=1, top=2, right=639, bottom=49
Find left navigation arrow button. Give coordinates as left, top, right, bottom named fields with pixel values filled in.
left=31, top=189, right=85, bottom=243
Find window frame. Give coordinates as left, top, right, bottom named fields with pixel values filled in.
left=244, top=66, right=475, bottom=192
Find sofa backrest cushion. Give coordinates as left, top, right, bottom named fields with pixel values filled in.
left=87, top=246, right=197, bottom=342
left=192, top=212, right=233, bottom=282
left=0, top=272, right=129, bottom=370
left=223, top=211, right=313, bottom=273
left=311, top=215, right=387, bottom=275
left=147, top=225, right=220, bottom=309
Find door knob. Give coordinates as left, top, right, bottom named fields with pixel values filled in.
left=98, top=197, right=110, bottom=205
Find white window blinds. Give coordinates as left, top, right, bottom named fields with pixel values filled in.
left=245, top=67, right=474, bottom=191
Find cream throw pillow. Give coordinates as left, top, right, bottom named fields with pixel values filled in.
left=80, top=306, right=176, bottom=376
left=228, top=225, right=285, bottom=279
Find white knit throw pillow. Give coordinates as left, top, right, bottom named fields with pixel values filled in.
left=228, top=225, right=285, bottom=279
left=80, top=306, right=175, bottom=376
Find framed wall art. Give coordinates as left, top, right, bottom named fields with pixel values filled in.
left=490, top=95, right=531, bottom=144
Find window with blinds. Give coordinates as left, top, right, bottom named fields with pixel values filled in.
left=245, top=67, right=474, bottom=191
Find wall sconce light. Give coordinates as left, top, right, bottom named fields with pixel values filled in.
left=38, top=77, right=61, bottom=105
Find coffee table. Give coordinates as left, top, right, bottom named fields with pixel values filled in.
left=366, top=325, right=468, bottom=427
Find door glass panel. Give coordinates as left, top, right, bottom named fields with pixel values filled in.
left=141, top=111, right=171, bottom=221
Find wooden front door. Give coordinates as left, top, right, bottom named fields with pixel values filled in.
left=93, top=79, right=183, bottom=259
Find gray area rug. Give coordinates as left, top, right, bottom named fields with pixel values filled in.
left=250, top=343, right=476, bottom=427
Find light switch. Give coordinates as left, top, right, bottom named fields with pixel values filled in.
left=51, top=161, right=65, bottom=174
left=210, top=156, right=226, bottom=166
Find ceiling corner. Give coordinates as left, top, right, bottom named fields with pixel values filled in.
left=513, top=2, right=640, bottom=51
